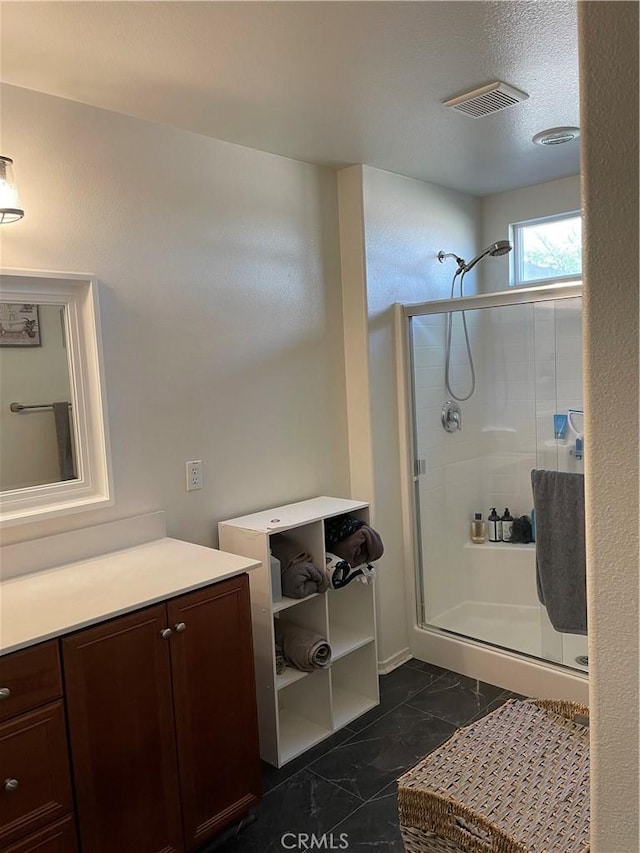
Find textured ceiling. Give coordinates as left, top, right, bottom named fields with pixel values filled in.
left=0, top=1, right=580, bottom=196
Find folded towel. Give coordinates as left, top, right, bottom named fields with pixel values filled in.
left=331, top=525, right=384, bottom=568
left=271, top=534, right=329, bottom=598
left=53, top=401, right=75, bottom=481
left=531, top=469, right=587, bottom=635
left=274, top=620, right=331, bottom=672
left=271, top=534, right=312, bottom=570
left=281, top=560, right=329, bottom=598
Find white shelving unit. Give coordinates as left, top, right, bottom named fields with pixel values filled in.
left=219, top=497, right=379, bottom=768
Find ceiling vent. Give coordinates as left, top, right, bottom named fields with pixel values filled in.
left=443, top=81, right=529, bottom=118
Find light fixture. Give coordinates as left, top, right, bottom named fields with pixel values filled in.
left=532, top=127, right=580, bottom=146
left=0, top=156, right=24, bottom=224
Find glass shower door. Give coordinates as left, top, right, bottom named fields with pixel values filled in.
left=409, top=293, right=584, bottom=670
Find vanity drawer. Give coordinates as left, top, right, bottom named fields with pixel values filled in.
left=0, top=701, right=73, bottom=847
left=0, top=642, right=62, bottom=722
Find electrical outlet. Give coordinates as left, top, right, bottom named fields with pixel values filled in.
left=186, top=460, right=203, bottom=491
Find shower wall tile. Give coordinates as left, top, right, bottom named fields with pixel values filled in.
left=535, top=399, right=558, bottom=418
left=424, top=466, right=445, bottom=489
left=448, top=343, right=485, bottom=366
left=411, top=315, right=446, bottom=338
left=535, top=374, right=556, bottom=401
left=535, top=355, right=556, bottom=374
left=505, top=379, right=536, bottom=401
left=533, top=325, right=556, bottom=361
left=556, top=335, right=583, bottom=362
left=413, top=366, right=444, bottom=388
left=556, top=358, right=582, bottom=381
left=556, top=379, right=583, bottom=402
left=412, top=345, right=446, bottom=368
left=483, top=403, right=536, bottom=430
left=504, top=360, right=536, bottom=383
left=490, top=473, right=517, bottom=491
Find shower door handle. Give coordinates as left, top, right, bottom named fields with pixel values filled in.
left=441, top=400, right=462, bottom=432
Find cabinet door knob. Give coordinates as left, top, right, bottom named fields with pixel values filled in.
left=4, top=778, right=19, bottom=792
left=0, top=688, right=10, bottom=700
left=160, top=628, right=173, bottom=639
left=174, top=622, right=186, bottom=633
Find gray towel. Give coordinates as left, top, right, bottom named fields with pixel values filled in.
left=271, top=534, right=329, bottom=598
left=531, top=469, right=587, bottom=635
left=270, top=534, right=312, bottom=570
left=53, top=402, right=75, bottom=481
left=274, top=620, right=331, bottom=672
left=281, top=561, right=329, bottom=598
left=274, top=638, right=287, bottom=675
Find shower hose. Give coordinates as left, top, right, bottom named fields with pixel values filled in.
left=445, top=268, right=476, bottom=401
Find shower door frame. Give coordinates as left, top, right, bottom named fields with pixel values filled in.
left=395, top=281, right=588, bottom=702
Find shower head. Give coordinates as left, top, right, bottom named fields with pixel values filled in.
left=437, top=240, right=512, bottom=273
left=489, top=240, right=512, bottom=257
left=462, top=240, right=513, bottom=272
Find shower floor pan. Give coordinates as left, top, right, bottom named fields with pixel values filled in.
left=429, top=601, right=588, bottom=672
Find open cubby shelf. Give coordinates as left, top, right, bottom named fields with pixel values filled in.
left=219, top=497, right=379, bottom=768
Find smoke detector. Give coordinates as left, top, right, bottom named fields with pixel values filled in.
left=443, top=81, right=529, bottom=118
left=532, top=126, right=580, bottom=146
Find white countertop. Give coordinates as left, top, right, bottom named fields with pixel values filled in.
left=0, top=537, right=259, bottom=655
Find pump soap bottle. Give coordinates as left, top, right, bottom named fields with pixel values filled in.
left=488, top=507, right=502, bottom=542
left=501, top=508, right=514, bottom=543
left=471, top=513, right=486, bottom=544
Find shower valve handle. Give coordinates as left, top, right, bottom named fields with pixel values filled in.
left=441, top=401, right=462, bottom=433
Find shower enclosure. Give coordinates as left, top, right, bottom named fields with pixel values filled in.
left=403, top=282, right=586, bottom=674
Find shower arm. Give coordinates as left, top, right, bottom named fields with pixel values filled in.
left=437, top=249, right=490, bottom=274
left=437, top=251, right=465, bottom=269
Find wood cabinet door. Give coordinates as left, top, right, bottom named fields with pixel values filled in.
left=62, top=605, right=184, bottom=853
left=167, top=575, right=261, bottom=851
left=2, top=815, right=78, bottom=853
left=0, top=702, right=72, bottom=848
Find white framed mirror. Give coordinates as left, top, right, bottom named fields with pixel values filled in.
left=0, top=269, right=112, bottom=526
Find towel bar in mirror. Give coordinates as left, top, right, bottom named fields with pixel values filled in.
left=0, top=269, right=112, bottom=527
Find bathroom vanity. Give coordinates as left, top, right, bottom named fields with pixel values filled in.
left=0, top=516, right=261, bottom=853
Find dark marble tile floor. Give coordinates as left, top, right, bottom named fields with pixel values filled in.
left=211, top=659, right=523, bottom=853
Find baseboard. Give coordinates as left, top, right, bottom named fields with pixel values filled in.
left=377, top=646, right=412, bottom=674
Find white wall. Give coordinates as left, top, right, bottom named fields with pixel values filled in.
left=0, top=84, right=350, bottom=547
left=338, top=164, right=481, bottom=668
left=579, top=3, right=639, bottom=850
left=480, top=175, right=581, bottom=292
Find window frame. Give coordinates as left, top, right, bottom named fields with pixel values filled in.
left=509, top=210, right=583, bottom=287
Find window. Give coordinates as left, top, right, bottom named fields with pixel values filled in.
left=510, top=211, right=582, bottom=286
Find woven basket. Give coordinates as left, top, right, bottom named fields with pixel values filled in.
left=397, top=699, right=589, bottom=853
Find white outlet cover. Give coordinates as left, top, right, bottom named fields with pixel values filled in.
left=186, top=460, right=203, bottom=491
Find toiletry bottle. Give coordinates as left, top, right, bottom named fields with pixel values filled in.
left=501, top=508, right=514, bottom=543
left=487, top=507, right=502, bottom=542
left=471, top=513, right=486, bottom=544
left=269, top=552, right=283, bottom=603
